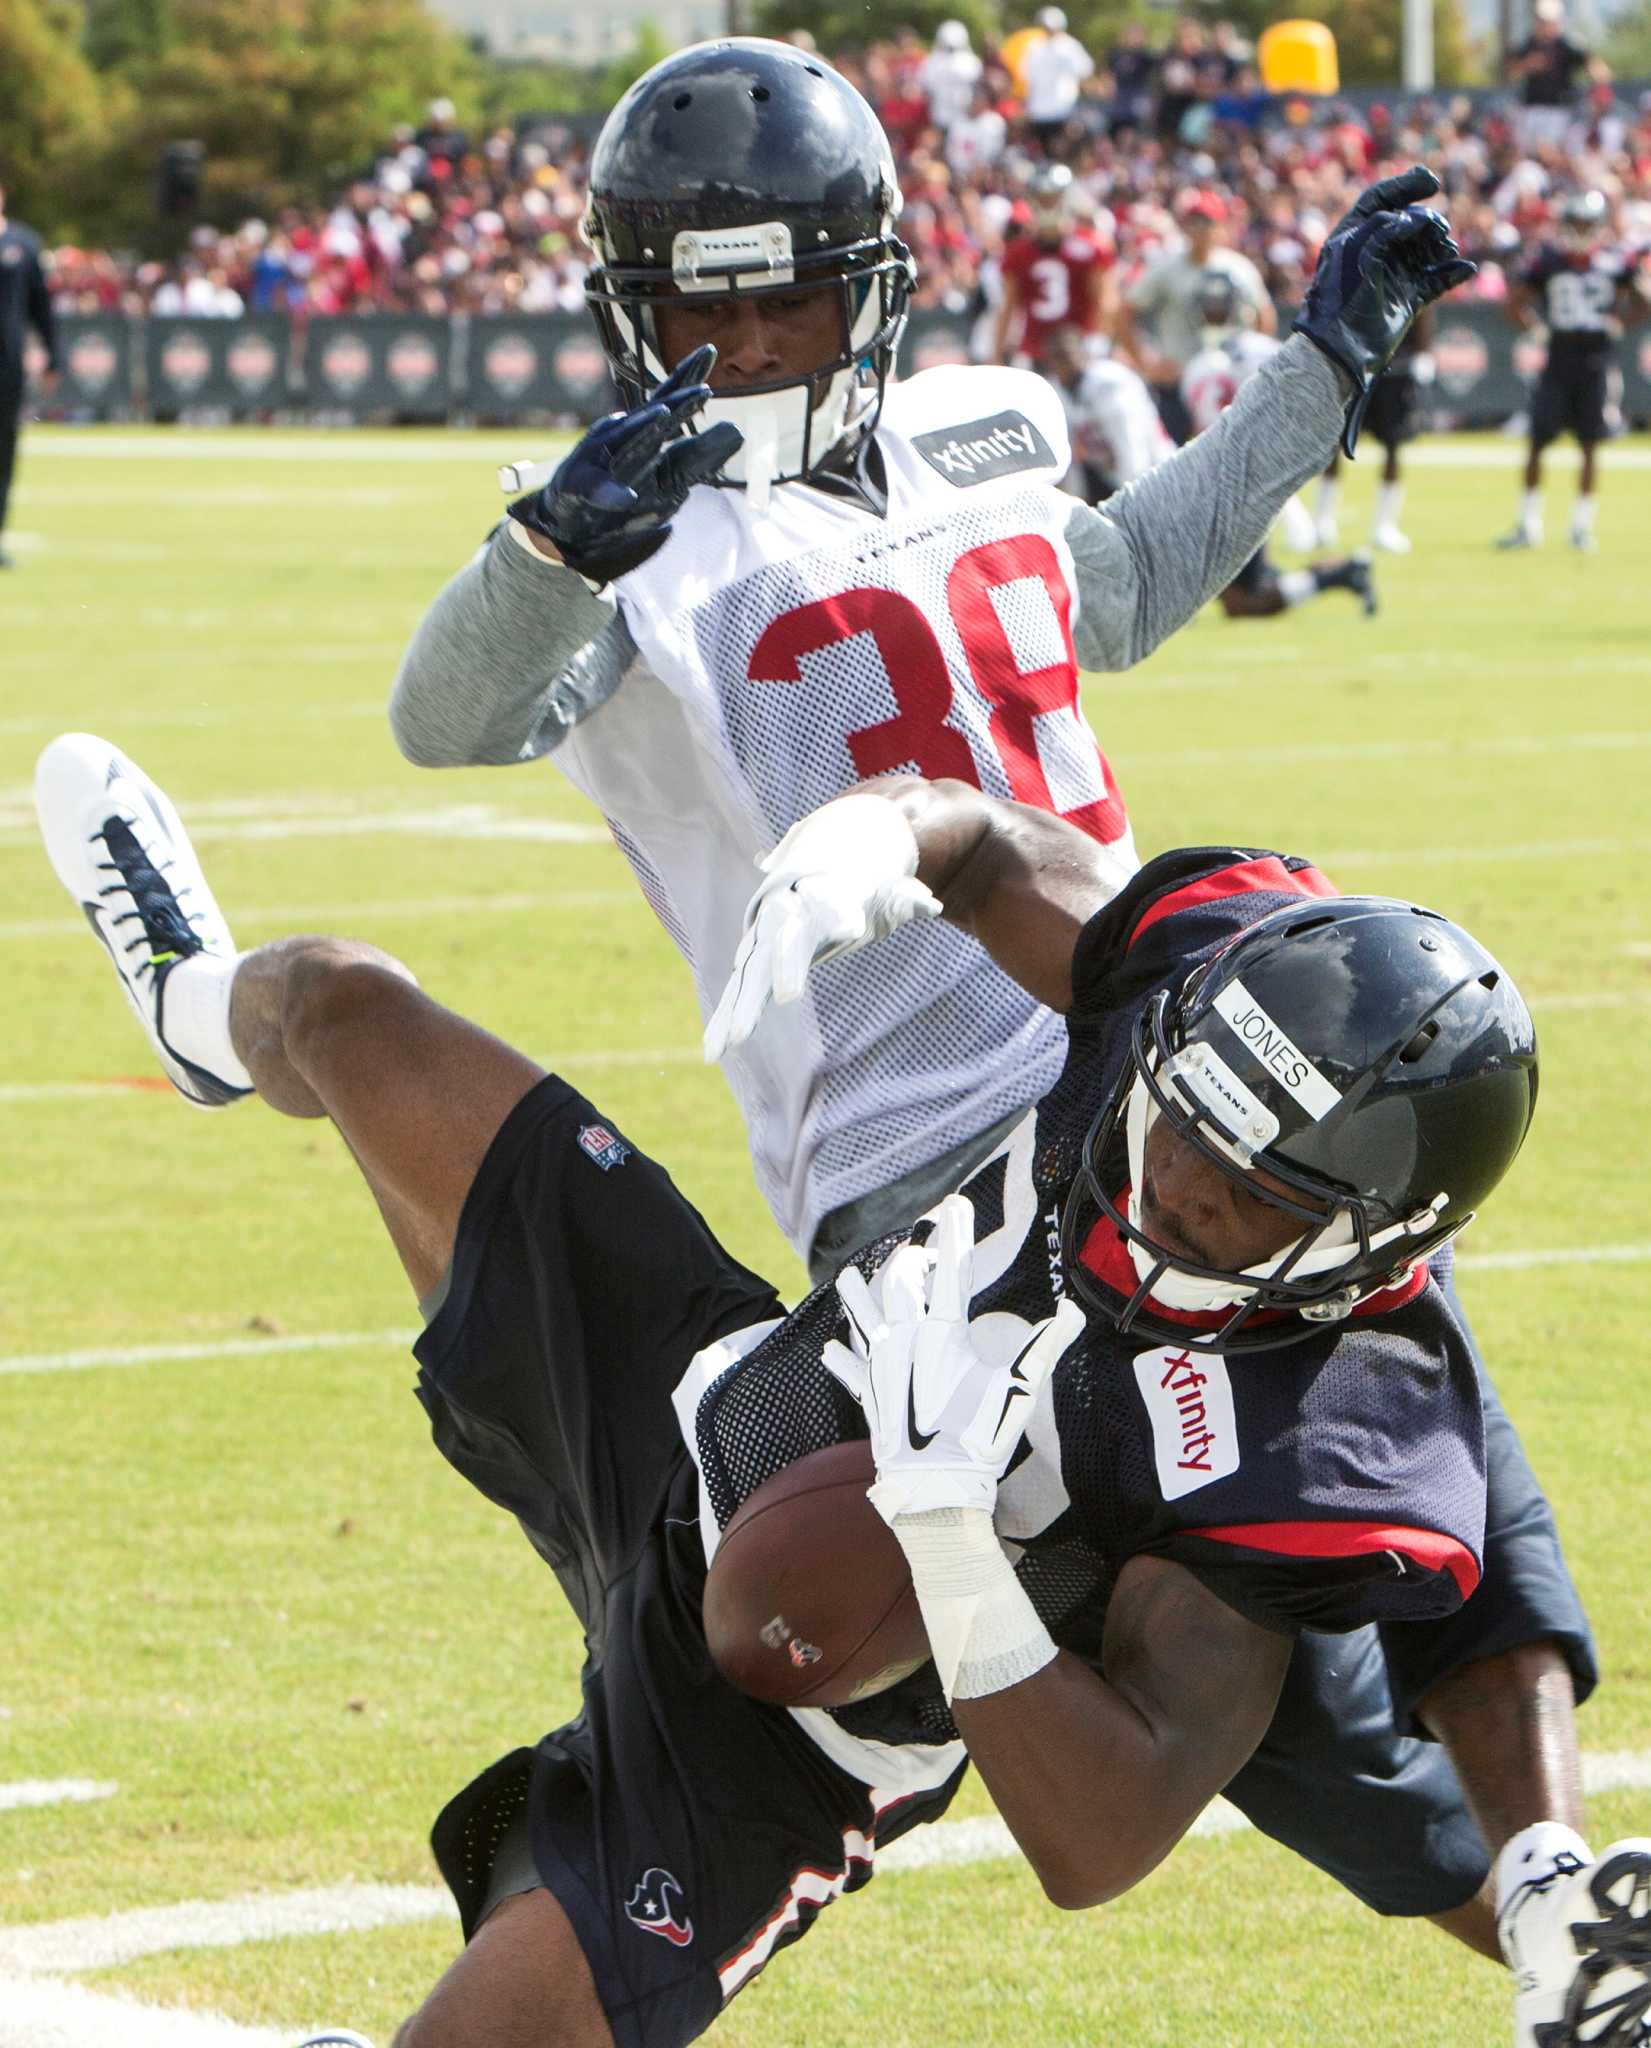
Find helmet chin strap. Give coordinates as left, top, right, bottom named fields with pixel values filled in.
left=1122, top=1071, right=1417, bottom=1317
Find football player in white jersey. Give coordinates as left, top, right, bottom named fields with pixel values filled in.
left=1180, top=271, right=1379, bottom=621
left=392, top=38, right=1467, bottom=1281
left=1038, top=324, right=1173, bottom=502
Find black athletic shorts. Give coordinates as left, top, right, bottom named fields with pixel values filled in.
left=1531, top=352, right=1618, bottom=447
left=1229, top=545, right=1276, bottom=598
left=1365, top=367, right=1422, bottom=449
left=413, top=1076, right=963, bottom=2048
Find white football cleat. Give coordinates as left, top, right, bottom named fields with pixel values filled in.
left=1501, top=1831, right=1651, bottom=2046
left=1371, top=523, right=1412, bottom=555
left=35, top=732, right=251, bottom=1108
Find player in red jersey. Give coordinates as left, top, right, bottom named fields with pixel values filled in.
left=993, top=161, right=1117, bottom=371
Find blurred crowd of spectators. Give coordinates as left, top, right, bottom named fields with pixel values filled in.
left=41, top=11, right=1651, bottom=339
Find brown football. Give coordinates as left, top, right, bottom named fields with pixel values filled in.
left=703, top=1440, right=930, bottom=1708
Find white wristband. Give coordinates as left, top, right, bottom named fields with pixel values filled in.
left=893, top=1507, right=1056, bottom=1705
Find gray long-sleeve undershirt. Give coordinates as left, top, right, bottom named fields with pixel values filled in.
left=389, top=334, right=1350, bottom=771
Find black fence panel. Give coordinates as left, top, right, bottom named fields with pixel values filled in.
left=34, top=316, right=136, bottom=417
left=464, top=313, right=616, bottom=420
left=304, top=315, right=453, bottom=418
left=146, top=316, right=293, bottom=415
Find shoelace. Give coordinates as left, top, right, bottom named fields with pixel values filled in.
left=91, top=812, right=206, bottom=978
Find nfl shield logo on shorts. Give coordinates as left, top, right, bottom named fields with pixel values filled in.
left=577, top=1122, right=631, bottom=1171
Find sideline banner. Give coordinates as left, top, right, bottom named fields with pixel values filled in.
left=146, top=316, right=292, bottom=414
left=30, top=317, right=135, bottom=416
left=465, top=314, right=615, bottom=419
left=304, top=316, right=452, bottom=417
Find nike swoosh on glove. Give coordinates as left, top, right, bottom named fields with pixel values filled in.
left=508, top=343, right=743, bottom=584
left=821, top=1193, right=1086, bottom=1525
left=1293, top=165, right=1477, bottom=456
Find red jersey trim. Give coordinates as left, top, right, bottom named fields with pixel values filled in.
left=1192, top=1519, right=1480, bottom=1601
left=1129, top=856, right=1339, bottom=948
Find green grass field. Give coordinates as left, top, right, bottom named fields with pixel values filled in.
left=3, top=424, right=1650, bottom=2047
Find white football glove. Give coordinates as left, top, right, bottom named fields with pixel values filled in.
left=821, top=1193, right=1085, bottom=1527
left=702, top=793, right=942, bottom=1062
left=1499, top=1825, right=1651, bottom=2047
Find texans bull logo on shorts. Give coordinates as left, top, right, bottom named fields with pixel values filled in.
left=625, top=1865, right=694, bottom=1946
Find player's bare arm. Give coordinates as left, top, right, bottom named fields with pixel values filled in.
left=952, top=1555, right=1290, bottom=1907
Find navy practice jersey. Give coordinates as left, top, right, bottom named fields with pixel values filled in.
left=1524, top=243, right=1637, bottom=363
left=687, top=847, right=1489, bottom=1749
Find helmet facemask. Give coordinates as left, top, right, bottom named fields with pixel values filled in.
left=1060, top=990, right=1459, bottom=1354
left=583, top=221, right=915, bottom=507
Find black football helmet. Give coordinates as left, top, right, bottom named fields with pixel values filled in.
left=1060, top=895, right=1539, bottom=1353
left=1195, top=267, right=1245, bottom=340
left=581, top=39, right=915, bottom=495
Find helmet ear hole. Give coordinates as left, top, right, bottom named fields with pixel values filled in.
left=1478, top=970, right=1500, bottom=991
left=1398, top=1020, right=1440, bottom=1065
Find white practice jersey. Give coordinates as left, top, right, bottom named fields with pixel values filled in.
left=392, top=333, right=1351, bottom=1262
left=1060, top=356, right=1174, bottom=491
left=1181, top=330, right=1281, bottom=435
left=549, top=365, right=1139, bottom=1255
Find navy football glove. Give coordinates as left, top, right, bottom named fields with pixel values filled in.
left=1294, top=166, right=1477, bottom=457
left=508, top=344, right=742, bottom=584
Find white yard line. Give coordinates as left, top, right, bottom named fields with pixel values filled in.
left=0, top=1781, right=116, bottom=1813
left=0, top=890, right=641, bottom=943
left=0, top=1979, right=289, bottom=2047
left=23, top=430, right=1650, bottom=469
left=0, top=804, right=608, bottom=851
left=0, top=1045, right=702, bottom=1110
left=0, top=1330, right=420, bottom=1377
left=1, top=1243, right=1647, bottom=1379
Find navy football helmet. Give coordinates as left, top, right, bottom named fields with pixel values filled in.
left=581, top=39, right=914, bottom=494
left=1061, top=896, right=1539, bottom=1353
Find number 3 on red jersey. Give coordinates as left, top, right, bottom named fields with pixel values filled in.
left=746, top=532, right=1128, bottom=846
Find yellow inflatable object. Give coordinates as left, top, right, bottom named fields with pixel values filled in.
left=1000, top=25, right=1045, bottom=92
left=1258, top=19, right=1340, bottom=94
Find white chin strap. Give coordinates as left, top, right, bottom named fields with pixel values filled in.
left=1122, top=1069, right=1420, bottom=1317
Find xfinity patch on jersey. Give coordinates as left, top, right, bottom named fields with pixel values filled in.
left=1211, top=979, right=1342, bottom=1120
left=912, top=410, right=1056, bottom=487
left=1134, top=1345, right=1240, bottom=1500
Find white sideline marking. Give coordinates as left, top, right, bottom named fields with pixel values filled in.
left=0, top=1881, right=456, bottom=1977
left=0, top=1045, right=702, bottom=1110
left=0, top=1979, right=287, bottom=2047
left=0, top=1329, right=419, bottom=1377
left=24, top=430, right=1651, bottom=469
left=0, top=889, right=641, bottom=943
left=0, top=802, right=608, bottom=850
left=1456, top=1243, right=1651, bottom=1273
left=27, top=432, right=558, bottom=465
left=3, top=1244, right=1650, bottom=1378
left=0, top=1779, right=116, bottom=1812
left=5, top=1749, right=1648, bottom=1976
left=1322, top=836, right=1651, bottom=870
left=1129, top=729, right=1651, bottom=771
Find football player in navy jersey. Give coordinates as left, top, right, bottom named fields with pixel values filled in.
left=1497, top=189, right=1650, bottom=552
left=37, top=730, right=1651, bottom=2048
